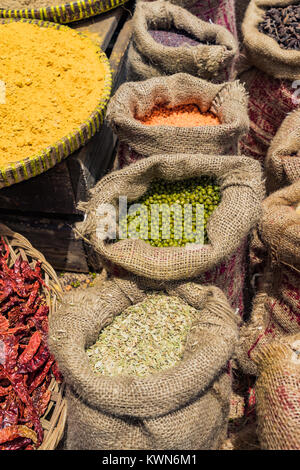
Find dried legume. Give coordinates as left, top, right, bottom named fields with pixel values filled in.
left=119, top=177, right=221, bottom=247
left=137, top=104, right=220, bottom=127
left=86, top=293, right=199, bottom=377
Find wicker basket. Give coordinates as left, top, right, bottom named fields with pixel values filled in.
left=0, top=223, right=67, bottom=450
left=0, top=0, right=129, bottom=24
left=0, top=18, right=112, bottom=189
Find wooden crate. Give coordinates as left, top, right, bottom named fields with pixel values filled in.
left=0, top=5, right=133, bottom=272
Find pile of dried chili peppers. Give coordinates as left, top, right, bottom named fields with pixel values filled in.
left=0, top=238, right=62, bottom=450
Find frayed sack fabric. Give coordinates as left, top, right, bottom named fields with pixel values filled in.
left=237, top=181, right=300, bottom=376
left=239, top=0, right=300, bottom=165
left=48, top=277, right=239, bottom=450
left=265, top=109, right=300, bottom=193
left=127, top=1, right=238, bottom=82
left=76, top=154, right=264, bottom=316
left=106, top=73, right=249, bottom=168
left=254, top=335, right=300, bottom=450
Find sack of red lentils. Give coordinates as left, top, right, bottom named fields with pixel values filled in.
left=76, top=153, right=264, bottom=316
left=237, top=181, right=300, bottom=376
left=127, top=1, right=238, bottom=82
left=254, top=334, right=300, bottom=450
left=49, top=277, right=239, bottom=450
left=265, top=108, right=300, bottom=193
left=106, top=73, right=249, bottom=168
left=238, top=0, right=300, bottom=165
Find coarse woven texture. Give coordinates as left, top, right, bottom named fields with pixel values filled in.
left=136, top=0, right=199, bottom=9
left=242, top=0, right=300, bottom=79
left=75, top=153, right=264, bottom=285
left=265, top=108, right=300, bottom=193
left=106, top=73, right=249, bottom=167
left=191, top=0, right=238, bottom=41
left=0, top=0, right=129, bottom=24
left=239, top=67, right=298, bottom=166
left=236, top=181, right=300, bottom=376
left=254, top=334, right=300, bottom=450
left=48, top=277, right=239, bottom=450
left=0, top=19, right=111, bottom=189
left=127, top=1, right=238, bottom=82
left=0, top=223, right=66, bottom=450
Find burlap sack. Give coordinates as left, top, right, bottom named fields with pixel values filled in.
left=76, top=154, right=264, bottom=315
left=266, top=108, right=300, bottom=193
left=254, top=334, right=300, bottom=450
left=136, top=0, right=198, bottom=8
left=237, top=181, right=300, bottom=376
left=127, top=1, right=238, bottom=82
left=105, top=73, right=249, bottom=168
left=48, top=277, right=239, bottom=450
left=239, top=0, right=300, bottom=165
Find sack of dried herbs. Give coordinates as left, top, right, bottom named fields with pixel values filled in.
left=236, top=181, right=300, bottom=376
left=106, top=73, right=249, bottom=168
left=265, top=108, right=300, bottom=193
left=76, top=153, right=264, bottom=316
left=127, top=1, right=238, bottom=82
left=238, top=0, right=300, bottom=165
left=48, top=277, right=239, bottom=450
left=254, top=334, right=300, bottom=450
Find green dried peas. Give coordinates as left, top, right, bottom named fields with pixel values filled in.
left=119, top=176, right=221, bottom=247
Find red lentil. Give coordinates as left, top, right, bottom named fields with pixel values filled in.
left=137, top=104, right=221, bottom=127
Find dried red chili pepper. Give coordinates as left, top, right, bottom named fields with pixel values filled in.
left=1, top=437, right=33, bottom=450
left=0, top=238, right=62, bottom=450
left=18, top=331, right=41, bottom=366
left=0, top=425, right=37, bottom=445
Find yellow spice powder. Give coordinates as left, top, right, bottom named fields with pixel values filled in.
left=0, top=22, right=108, bottom=166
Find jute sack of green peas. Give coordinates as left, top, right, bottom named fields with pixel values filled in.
left=127, top=1, right=238, bottom=82
left=105, top=73, right=249, bottom=168
left=76, top=153, right=264, bottom=316
left=49, top=276, right=239, bottom=450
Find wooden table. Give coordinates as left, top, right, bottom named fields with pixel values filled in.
left=0, top=4, right=133, bottom=272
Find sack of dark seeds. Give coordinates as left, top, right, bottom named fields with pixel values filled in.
left=127, top=1, right=238, bottom=82
left=49, top=277, right=239, bottom=450
left=106, top=73, right=249, bottom=168
left=254, top=334, right=300, bottom=450
left=265, top=108, right=300, bottom=193
left=238, top=0, right=300, bottom=165
left=237, top=181, right=300, bottom=376
left=76, top=153, right=264, bottom=316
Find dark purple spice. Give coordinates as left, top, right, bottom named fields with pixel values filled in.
left=148, top=28, right=203, bottom=47
left=258, top=5, right=300, bottom=50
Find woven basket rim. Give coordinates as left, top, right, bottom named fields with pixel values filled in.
left=0, top=17, right=112, bottom=189
left=0, top=0, right=129, bottom=24
left=0, top=222, right=67, bottom=450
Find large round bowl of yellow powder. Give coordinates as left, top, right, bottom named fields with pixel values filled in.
left=0, top=19, right=112, bottom=188
left=0, top=0, right=129, bottom=24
